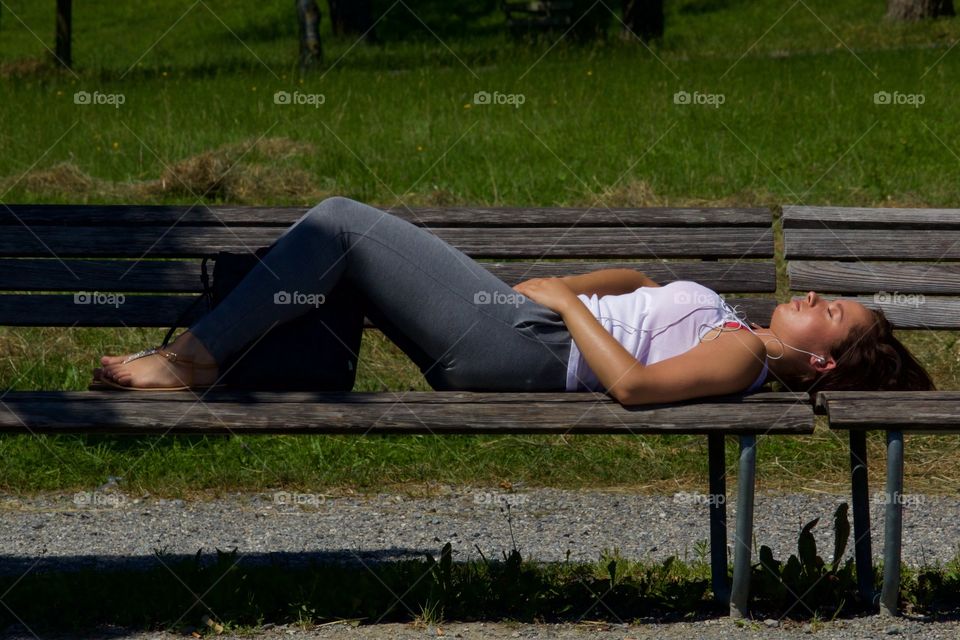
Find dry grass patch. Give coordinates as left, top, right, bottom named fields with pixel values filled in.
left=0, top=137, right=328, bottom=205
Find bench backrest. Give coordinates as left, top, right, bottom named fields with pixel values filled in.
left=0, top=205, right=776, bottom=329
left=782, top=206, right=960, bottom=329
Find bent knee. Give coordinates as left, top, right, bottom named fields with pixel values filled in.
left=304, top=196, right=379, bottom=229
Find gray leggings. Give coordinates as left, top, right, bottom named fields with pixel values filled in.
left=189, top=196, right=573, bottom=391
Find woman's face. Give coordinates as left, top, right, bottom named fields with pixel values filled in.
left=769, top=291, right=874, bottom=371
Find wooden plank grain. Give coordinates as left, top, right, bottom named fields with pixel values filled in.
left=0, top=259, right=777, bottom=293
left=819, top=398, right=960, bottom=432
left=0, top=227, right=773, bottom=259
left=783, top=205, right=960, bottom=230
left=788, top=261, right=960, bottom=294
left=784, top=229, right=960, bottom=260
left=819, top=391, right=960, bottom=405
left=0, top=396, right=813, bottom=435
left=817, top=391, right=960, bottom=432
left=0, top=294, right=778, bottom=328
left=0, top=204, right=771, bottom=228
left=3, top=390, right=810, bottom=404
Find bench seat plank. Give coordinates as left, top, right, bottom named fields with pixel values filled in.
left=0, top=391, right=813, bottom=435
left=816, top=391, right=960, bottom=431
left=6, top=390, right=811, bottom=403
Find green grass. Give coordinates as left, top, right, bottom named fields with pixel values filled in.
left=2, top=0, right=960, bottom=496
left=2, top=1, right=959, bottom=206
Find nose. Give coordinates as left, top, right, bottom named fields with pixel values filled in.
left=807, top=291, right=817, bottom=306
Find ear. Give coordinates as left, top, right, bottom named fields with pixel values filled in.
left=811, top=354, right=836, bottom=374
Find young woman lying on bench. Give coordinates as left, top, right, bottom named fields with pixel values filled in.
left=92, top=197, right=934, bottom=403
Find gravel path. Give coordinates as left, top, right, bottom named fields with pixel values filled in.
left=2, top=486, right=957, bottom=574
left=1, top=486, right=958, bottom=639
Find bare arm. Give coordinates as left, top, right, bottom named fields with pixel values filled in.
left=518, top=278, right=765, bottom=405
left=560, top=268, right=660, bottom=297
left=561, top=293, right=766, bottom=405
left=613, top=331, right=767, bottom=405
left=558, top=298, right=648, bottom=400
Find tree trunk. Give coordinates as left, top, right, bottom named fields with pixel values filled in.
left=297, top=0, right=324, bottom=68
left=328, top=0, right=377, bottom=41
left=55, top=0, right=72, bottom=69
left=622, top=0, right=664, bottom=42
left=885, top=0, right=955, bottom=19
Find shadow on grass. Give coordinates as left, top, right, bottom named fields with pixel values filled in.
left=2, top=544, right=960, bottom=633
left=0, top=546, right=719, bottom=632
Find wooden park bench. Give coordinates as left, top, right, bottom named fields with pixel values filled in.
left=0, top=203, right=815, bottom=618
left=783, top=205, right=959, bottom=616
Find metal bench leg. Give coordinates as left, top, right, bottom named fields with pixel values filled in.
left=708, top=434, right=730, bottom=606
left=881, top=430, right=904, bottom=617
left=849, top=430, right=875, bottom=607
left=730, top=434, right=756, bottom=618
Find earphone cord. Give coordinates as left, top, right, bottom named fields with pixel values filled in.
left=709, top=299, right=827, bottom=363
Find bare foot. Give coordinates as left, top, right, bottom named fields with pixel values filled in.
left=95, top=332, right=219, bottom=389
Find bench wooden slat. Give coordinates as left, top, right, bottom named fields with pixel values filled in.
left=0, top=227, right=773, bottom=259
left=7, top=390, right=810, bottom=404
left=783, top=205, right=960, bottom=230
left=788, top=261, right=960, bottom=294
left=784, top=229, right=960, bottom=260
left=0, top=259, right=777, bottom=293
left=0, top=294, right=779, bottom=327
left=0, top=205, right=772, bottom=228
left=783, top=294, right=960, bottom=329
left=0, top=392, right=814, bottom=435
left=816, top=391, right=960, bottom=431
left=846, top=295, right=960, bottom=329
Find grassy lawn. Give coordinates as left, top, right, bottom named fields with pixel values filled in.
left=1, top=0, right=959, bottom=496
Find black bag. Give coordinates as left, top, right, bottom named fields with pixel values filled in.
left=162, top=246, right=363, bottom=391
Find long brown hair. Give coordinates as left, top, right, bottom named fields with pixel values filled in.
left=785, top=308, right=935, bottom=393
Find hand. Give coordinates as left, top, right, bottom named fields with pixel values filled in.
left=511, top=277, right=576, bottom=314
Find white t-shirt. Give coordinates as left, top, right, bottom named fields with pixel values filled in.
left=565, top=280, right=765, bottom=393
